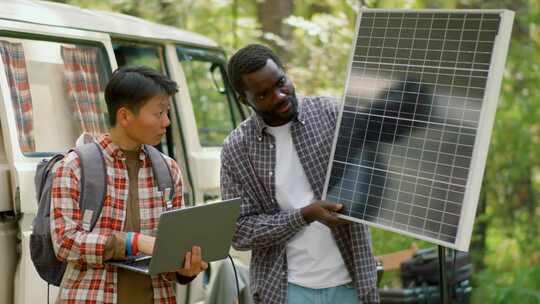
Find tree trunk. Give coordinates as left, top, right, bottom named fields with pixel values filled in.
left=257, top=0, right=294, bottom=60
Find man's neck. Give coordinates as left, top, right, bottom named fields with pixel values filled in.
left=109, top=128, right=141, bottom=151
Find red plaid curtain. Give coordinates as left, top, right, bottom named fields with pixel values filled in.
left=0, top=41, right=35, bottom=153
left=61, top=46, right=108, bottom=135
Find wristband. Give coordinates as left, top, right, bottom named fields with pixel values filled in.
left=126, top=232, right=133, bottom=257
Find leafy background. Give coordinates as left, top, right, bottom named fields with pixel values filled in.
left=48, top=0, right=540, bottom=302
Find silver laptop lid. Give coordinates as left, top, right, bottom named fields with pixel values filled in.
left=148, top=198, right=241, bottom=275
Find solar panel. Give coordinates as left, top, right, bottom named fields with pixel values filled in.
left=323, top=9, right=514, bottom=251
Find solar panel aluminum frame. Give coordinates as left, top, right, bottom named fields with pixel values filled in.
left=322, top=8, right=514, bottom=251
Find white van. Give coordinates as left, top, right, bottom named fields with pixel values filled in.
left=0, top=1, right=247, bottom=303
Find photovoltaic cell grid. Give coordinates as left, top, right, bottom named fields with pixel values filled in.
left=324, top=11, right=502, bottom=246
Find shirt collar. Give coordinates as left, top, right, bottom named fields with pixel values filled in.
left=252, top=95, right=307, bottom=138
left=97, top=133, right=147, bottom=162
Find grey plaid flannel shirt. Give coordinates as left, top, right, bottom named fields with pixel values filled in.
left=220, top=96, right=379, bottom=304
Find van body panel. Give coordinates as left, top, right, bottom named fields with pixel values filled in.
left=14, top=228, right=60, bottom=304
left=190, top=149, right=222, bottom=195
left=0, top=58, right=18, bottom=213
left=0, top=19, right=116, bottom=215
left=12, top=163, right=36, bottom=214
left=0, top=0, right=218, bottom=48
left=12, top=213, right=60, bottom=304
left=0, top=164, right=11, bottom=212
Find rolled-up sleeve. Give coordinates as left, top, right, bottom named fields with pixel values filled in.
left=220, top=143, right=307, bottom=251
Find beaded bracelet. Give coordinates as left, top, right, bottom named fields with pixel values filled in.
left=132, top=232, right=140, bottom=255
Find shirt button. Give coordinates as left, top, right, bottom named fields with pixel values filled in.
left=257, top=136, right=262, bottom=141
left=269, top=144, right=275, bottom=149
left=269, top=171, right=273, bottom=177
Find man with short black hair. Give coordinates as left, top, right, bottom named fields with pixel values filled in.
left=221, top=44, right=379, bottom=304
left=51, top=65, right=207, bottom=304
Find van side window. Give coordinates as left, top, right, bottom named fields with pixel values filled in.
left=113, top=42, right=164, bottom=71
left=177, top=46, right=243, bottom=147
left=0, top=38, right=110, bottom=154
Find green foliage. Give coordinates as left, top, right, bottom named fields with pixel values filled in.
left=473, top=266, right=540, bottom=304
left=181, top=59, right=237, bottom=146
left=284, top=9, right=356, bottom=96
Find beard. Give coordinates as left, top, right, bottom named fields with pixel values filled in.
left=255, top=93, right=299, bottom=127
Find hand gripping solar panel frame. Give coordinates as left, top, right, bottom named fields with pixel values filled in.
left=322, top=8, right=514, bottom=251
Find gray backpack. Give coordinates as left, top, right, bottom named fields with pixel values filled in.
left=30, top=142, right=174, bottom=286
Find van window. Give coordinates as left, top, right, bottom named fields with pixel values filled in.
left=177, top=46, right=243, bottom=147
left=113, top=41, right=164, bottom=71
left=0, top=38, right=110, bottom=155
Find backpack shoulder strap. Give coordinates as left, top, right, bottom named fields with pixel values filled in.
left=35, top=153, right=65, bottom=203
left=74, top=142, right=106, bottom=231
left=144, top=145, right=174, bottom=200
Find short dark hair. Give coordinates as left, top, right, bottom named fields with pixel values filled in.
left=227, top=44, right=284, bottom=97
left=105, top=65, right=178, bottom=126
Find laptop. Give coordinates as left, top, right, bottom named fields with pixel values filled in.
left=108, top=198, right=241, bottom=276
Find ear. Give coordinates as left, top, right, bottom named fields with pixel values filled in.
left=116, top=107, right=133, bottom=128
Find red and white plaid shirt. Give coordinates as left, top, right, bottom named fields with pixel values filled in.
left=51, top=134, right=182, bottom=304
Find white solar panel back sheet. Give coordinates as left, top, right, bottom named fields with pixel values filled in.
left=323, top=9, right=514, bottom=251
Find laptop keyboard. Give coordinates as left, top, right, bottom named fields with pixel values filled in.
left=125, top=259, right=151, bottom=267
left=124, top=256, right=151, bottom=268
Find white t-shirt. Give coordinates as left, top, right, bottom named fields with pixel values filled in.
left=266, top=122, right=351, bottom=289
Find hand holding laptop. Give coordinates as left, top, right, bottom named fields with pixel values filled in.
left=136, top=234, right=208, bottom=277
left=108, top=199, right=241, bottom=276
left=175, top=246, right=208, bottom=277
